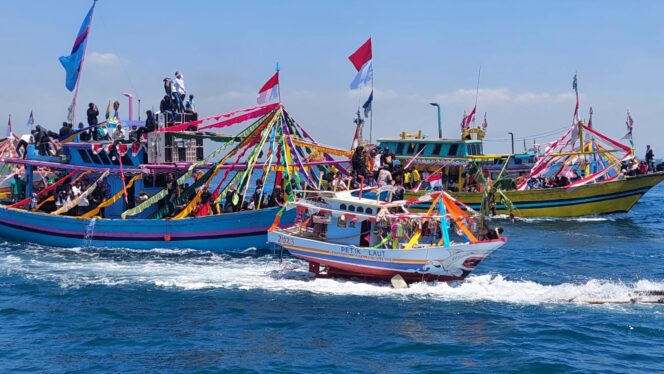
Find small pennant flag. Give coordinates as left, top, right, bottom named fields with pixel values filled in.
left=465, top=105, right=477, bottom=128
left=257, top=72, right=280, bottom=105
left=349, top=37, right=373, bottom=90
left=362, top=90, right=373, bottom=118
left=621, top=110, right=634, bottom=147
left=6, top=115, right=12, bottom=138
left=481, top=112, right=488, bottom=130
left=572, top=73, right=579, bottom=120
left=26, top=111, right=34, bottom=129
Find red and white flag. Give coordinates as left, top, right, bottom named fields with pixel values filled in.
left=413, top=173, right=442, bottom=191
left=257, top=72, right=280, bottom=105
left=349, top=37, right=373, bottom=90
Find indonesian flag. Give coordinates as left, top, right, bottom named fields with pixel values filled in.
left=349, top=37, right=373, bottom=90
left=413, top=173, right=442, bottom=191
left=427, top=174, right=443, bottom=189
left=257, top=72, right=280, bottom=105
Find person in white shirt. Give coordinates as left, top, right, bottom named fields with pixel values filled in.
left=174, top=71, right=186, bottom=111
left=377, top=167, right=393, bottom=187
left=17, top=133, right=34, bottom=159
left=112, top=124, right=126, bottom=142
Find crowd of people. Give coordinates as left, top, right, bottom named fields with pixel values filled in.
left=12, top=70, right=198, bottom=160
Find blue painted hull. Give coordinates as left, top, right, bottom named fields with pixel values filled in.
left=0, top=206, right=294, bottom=252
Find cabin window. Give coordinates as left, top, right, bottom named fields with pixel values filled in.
left=121, top=154, right=134, bottom=166
left=143, top=173, right=168, bottom=188
left=349, top=220, right=356, bottom=228
left=468, top=144, right=482, bottom=155
left=89, top=151, right=102, bottom=164
left=340, top=203, right=347, bottom=210
left=337, top=216, right=347, bottom=228
left=417, top=143, right=426, bottom=153
left=406, top=143, right=416, bottom=155
left=514, top=158, right=522, bottom=165
left=98, top=152, right=111, bottom=165
left=348, top=205, right=356, bottom=212
left=78, top=150, right=92, bottom=163
left=396, top=143, right=405, bottom=154
left=448, top=143, right=459, bottom=156
left=432, top=143, right=442, bottom=155
left=365, top=208, right=372, bottom=214
left=356, top=206, right=364, bottom=213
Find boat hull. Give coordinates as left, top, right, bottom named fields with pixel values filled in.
left=268, top=230, right=506, bottom=282
left=406, top=172, right=664, bottom=217
left=0, top=206, right=294, bottom=252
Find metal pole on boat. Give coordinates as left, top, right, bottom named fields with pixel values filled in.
left=508, top=132, right=514, bottom=154
left=429, top=103, right=442, bottom=138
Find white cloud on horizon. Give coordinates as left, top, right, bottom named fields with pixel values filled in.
left=87, top=52, right=121, bottom=66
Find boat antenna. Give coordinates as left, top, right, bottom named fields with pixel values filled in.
left=474, top=65, right=482, bottom=124
left=369, top=38, right=374, bottom=144
left=276, top=62, right=281, bottom=103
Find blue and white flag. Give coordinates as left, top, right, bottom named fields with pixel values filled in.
left=59, top=2, right=96, bottom=92
left=362, top=90, right=373, bottom=118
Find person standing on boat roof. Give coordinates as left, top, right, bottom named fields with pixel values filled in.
left=174, top=71, right=186, bottom=96
left=174, top=71, right=186, bottom=111
left=87, top=103, right=99, bottom=127
left=645, top=145, right=655, bottom=172
left=163, top=77, right=173, bottom=97
left=111, top=100, right=121, bottom=123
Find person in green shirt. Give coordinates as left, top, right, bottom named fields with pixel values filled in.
left=10, top=174, right=24, bottom=203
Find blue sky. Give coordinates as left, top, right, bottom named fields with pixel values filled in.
left=1, top=0, right=662, bottom=156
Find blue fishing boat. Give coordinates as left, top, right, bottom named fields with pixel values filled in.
left=0, top=103, right=351, bottom=251
left=0, top=2, right=353, bottom=251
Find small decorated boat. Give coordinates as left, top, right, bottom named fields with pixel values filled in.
left=267, top=188, right=506, bottom=282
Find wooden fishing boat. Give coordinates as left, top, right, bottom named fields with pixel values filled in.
left=268, top=189, right=506, bottom=282
left=0, top=3, right=354, bottom=251
left=0, top=104, right=349, bottom=251
left=406, top=172, right=664, bottom=217
left=406, top=118, right=664, bottom=217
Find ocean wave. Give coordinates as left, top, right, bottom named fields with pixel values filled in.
left=1, top=248, right=662, bottom=306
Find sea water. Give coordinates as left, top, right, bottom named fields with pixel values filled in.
left=0, top=184, right=663, bottom=372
